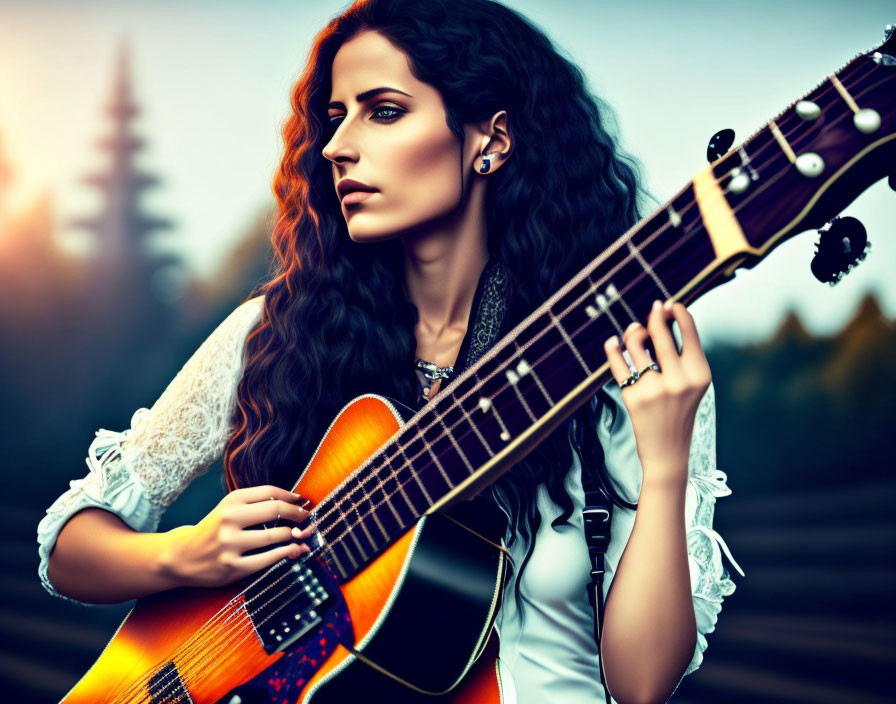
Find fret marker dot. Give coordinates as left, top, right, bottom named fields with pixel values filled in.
left=727, top=169, right=751, bottom=194
left=500, top=431, right=511, bottom=441
left=853, top=108, right=881, bottom=134
left=795, top=100, right=821, bottom=121
left=795, top=153, right=824, bottom=178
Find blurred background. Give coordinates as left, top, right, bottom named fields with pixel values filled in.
left=0, top=0, right=893, bottom=701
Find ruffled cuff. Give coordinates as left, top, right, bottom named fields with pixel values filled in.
left=36, top=408, right=163, bottom=605
left=681, top=466, right=743, bottom=676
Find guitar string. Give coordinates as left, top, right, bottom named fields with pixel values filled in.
left=115, top=57, right=884, bottom=704
left=125, top=60, right=887, bottom=704
left=109, top=575, right=312, bottom=703
left=303, top=60, right=883, bottom=557
left=120, top=59, right=883, bottom=704
left=301, top=56, right=875, bottom=540
left=114, top=59, right=883, bottom=703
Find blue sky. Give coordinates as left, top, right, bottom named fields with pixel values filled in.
left=0, top=0, right=893, bottom=343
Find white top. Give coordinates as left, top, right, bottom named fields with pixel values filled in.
left=36, top=295, right=742, bottom=703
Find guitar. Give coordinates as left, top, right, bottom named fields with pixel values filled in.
left=62, top=25, right=896, bottom=704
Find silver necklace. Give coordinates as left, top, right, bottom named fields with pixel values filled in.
left=414, top=357, right=454, bottom=400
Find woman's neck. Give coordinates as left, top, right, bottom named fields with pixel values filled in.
left=402, top=211, right=489, bottom=344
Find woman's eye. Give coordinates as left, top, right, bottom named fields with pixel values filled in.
left=327, top=105, right=404, bottom=131
left=372, top=105, right=403, bottom=120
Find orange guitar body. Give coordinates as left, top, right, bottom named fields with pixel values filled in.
left=61, top=395, right=505, bottom=704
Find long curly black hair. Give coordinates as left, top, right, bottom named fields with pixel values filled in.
left=225, top=0, right=644, bottom=612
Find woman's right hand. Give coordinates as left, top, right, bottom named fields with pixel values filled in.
left=161, top=485, right=315, bottom=588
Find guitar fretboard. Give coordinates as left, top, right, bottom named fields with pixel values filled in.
left=308, top=40, right=896, bottom=583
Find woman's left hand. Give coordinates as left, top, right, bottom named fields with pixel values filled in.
left=603, top=299, right=712, bottom=487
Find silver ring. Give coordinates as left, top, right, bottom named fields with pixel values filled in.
left=619, top=370, right=639, bottom=388
left=266, top=496, right=280, bottom=529
left=640, top=363, right=661, bottom=375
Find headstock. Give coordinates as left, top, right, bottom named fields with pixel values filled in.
left=703, top=24, right=896, bottom=277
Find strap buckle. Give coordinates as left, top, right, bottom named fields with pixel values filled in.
left=583, top=507, right=610, bottom=522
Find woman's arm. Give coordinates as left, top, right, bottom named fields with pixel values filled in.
left=37, top=296, right=267, bottom=604
left=599, top=469, right=696, bottom=704
left=48, top=508, right=182, bottom=603
left=599, top=299, right=712, bottom=704
left=48, top=486, right=312, bottom=604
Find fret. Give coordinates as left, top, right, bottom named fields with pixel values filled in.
left=417, top=425, right=454, bottom=490
left=624, top=237, right=672, bottom=302
left=606, top=282, right=638, bottom=326
left=505, top=363, right=537, bottom=423
left=375, top=460, right=412, bottom=530
left=768, top=119, right=797, bottom=164
left=587, top=281, right=624, bottom=338
left=383, top=455, right=422, bottom=519
left=478, top=396, right=512, bottom=442
left=366, top=482, right=404, bottom=538
left=366, top=485, right=392, bottom=541
left=455, top=391, right=495, bottom=456
left=326, top=497, right=364, bottom=568
left=346, top=477, right=382, bottom=552
left=436, top=413, right=475, bottom=473
left=322, top=539, right=353, bottom=579
left=513, top=340, right=554, bottom=407
left=829, top=73, right=860, bottom=114
left=398, top=442, right=434, bottom=507
left=344, top=504, right=374, bottom=558
left=549, top=311, right=591, bottom=375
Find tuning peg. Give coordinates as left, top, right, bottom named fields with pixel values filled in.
left=706, top=128, right=735, bottom=163
left=810, top=216, right=871, bottom=286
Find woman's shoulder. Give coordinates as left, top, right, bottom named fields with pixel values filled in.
left=229, top=294, right=265, bottom=331
left=195, top=294, right=266, bottom=364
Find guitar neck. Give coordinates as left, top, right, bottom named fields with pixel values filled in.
left=312, top=29, right=896, bottom=583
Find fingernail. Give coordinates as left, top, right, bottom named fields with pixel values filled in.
left=652, top=300, right=661, bottom=311
left=291, top=526, right=302, bottom=538
left=663, top=299, right=674, bottom=310
left=608, top=335, right=619, bottom=347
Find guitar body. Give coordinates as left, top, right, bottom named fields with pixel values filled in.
left=61, top=395, right=507, bottom=704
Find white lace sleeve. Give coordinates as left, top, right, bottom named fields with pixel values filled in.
left=598, top=379, right=742, bottom=678
left=36, top=295, right=265, bottom=604
left=680, top=382, right=743, bottom=674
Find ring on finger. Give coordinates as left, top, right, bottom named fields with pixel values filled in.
left=265, top=496, right=281, bottom=529
left=619, top=370, right=640, bottom=388
left=639, top=362, right=661, bottom=376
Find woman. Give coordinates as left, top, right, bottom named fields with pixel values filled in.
left=37, top=1, right=741, bottom=702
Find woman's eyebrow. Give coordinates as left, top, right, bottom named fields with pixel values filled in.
left=328, top=86, right=413, bottom=110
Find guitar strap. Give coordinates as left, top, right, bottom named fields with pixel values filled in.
left=580, top=453, right=614, bottom=704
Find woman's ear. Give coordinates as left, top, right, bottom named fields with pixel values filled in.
left=476, top=110, right=512, bottom=174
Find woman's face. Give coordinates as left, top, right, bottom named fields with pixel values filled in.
left=323, top=30, right=470, bottom=243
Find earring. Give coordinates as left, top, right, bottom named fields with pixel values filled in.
left=479, top=152, right=495, bottom=174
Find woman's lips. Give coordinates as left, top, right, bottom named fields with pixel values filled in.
left=342, top=190, right=377, bottom=205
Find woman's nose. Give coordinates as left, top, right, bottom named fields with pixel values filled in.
left=322, top=126, right=358, bottom=164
